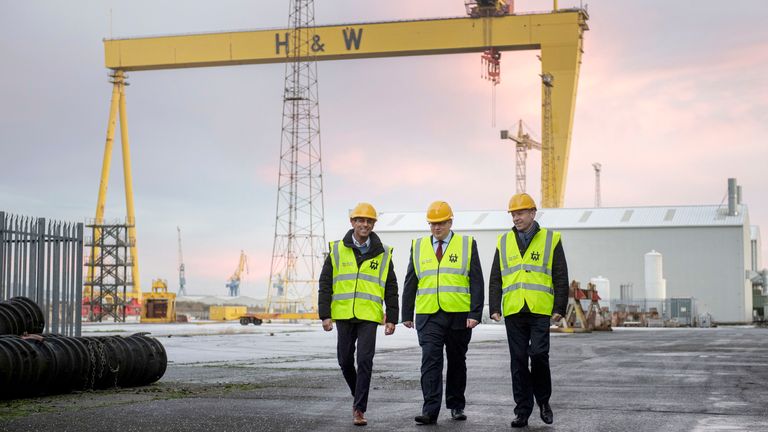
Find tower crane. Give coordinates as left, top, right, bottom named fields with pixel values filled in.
left=226, top=251, right=248, bottom=297
left=501, top=120, right=542, bottom=194
left=500, top=74, right=554, bottom=202
left=177, top=226, right=187, bottom=296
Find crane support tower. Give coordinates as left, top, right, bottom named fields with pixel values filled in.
left=92, top=2, right=586, bottom=308
left=540, top=73, right=556, bottom=207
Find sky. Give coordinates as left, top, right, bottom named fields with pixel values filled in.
left=1, top=0, right=767, bottom=298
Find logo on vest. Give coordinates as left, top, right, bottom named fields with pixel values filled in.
left=369, top=260, right=379, bottom=270
left=530, top=251, right=540, bottom=261
left=449, top=253, right=458, bottom=263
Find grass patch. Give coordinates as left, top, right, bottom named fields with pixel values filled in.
left=0, top=399, right=57, bottom=421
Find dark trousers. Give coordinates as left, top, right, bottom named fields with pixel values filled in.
left=417, top=311, right=472, bottom=417
left=336, top=320, right=378, bottom=412
left=504, top=313, right=552, bottom=417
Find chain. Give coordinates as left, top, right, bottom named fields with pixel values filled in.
left=96, top=339, right=106, bottom=382
left=86, top=339, right=97, bottom=390
left=107, top=339, right=121, bottom=388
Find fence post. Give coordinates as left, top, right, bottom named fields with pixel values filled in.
left=36, top=217, right=47, bottom=331
left=0, top=211, right=5, bottom=300
left=51, top=221, right=61, bottom=334
left=75, top=222, right=83, bottom=336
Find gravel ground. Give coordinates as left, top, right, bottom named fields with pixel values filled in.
left=2, top=324, right=767, bottom=431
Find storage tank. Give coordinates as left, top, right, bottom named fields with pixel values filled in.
left=644, top=250, right=667, bottom=300
left=590, top=275, right=611, bottom=302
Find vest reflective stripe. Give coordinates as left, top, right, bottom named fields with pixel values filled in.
left=416, top=286, right=470, bottom=295
left=330, top=240, right=391, bottom=323
left=498, top=228, right=559, bottom=316
left=500, top=263, right=552, bottom=277
left=501, top=282, right=554, bottom=296
left=333, top=273, right=386, bottom=286
left=332, top=292, right=383, bottom=303
left=412, top=234, right=472, bottom=314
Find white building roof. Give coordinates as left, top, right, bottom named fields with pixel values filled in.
left=376, top=204, right=747, bottom=232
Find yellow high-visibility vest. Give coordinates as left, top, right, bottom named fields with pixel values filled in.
left=412, top=234, right=472, bottom=314
left=330, top=240, right=392, bottom=323
left=498, top=228, right=559, bottom=316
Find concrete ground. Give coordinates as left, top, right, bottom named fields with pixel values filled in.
left=1, top=324, right=767, bottom=432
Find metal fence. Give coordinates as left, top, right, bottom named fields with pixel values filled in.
left=0, top=211, right=83, bottom=336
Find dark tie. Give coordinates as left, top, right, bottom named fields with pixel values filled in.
left=436, top=240, right=444, bottom=261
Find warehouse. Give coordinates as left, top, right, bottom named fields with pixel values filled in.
left=376, top=191, right=760, bottom=324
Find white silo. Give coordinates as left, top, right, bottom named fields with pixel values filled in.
left=644, top=250, right=667, bottom=300
left=590, top=275, right=611, bottom=302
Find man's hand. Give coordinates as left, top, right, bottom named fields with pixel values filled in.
left=384, top=323, right=395, bottom=335
left=551, top=313, right=563, bottom=322
left=403, top=320, right=414, bottom=329
left=466, top=318, right=479, bottom=329
left=490, top=313, right=501, bottom=322
left=322, top=318, right=333, bottom=331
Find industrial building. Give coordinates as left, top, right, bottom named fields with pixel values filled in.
left=376, top=181, right=765, bottom=324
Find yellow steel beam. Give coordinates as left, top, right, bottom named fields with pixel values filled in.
left=103, top=11, right=587, bottom=206
left=104, top=13, right=586, bottom=70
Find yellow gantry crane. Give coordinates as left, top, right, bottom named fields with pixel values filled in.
left=93, top=1, right=587, bottom=302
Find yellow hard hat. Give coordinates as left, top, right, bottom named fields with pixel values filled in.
left=508, top=193, right=537, bottom=212
left=426, top=201, right=454, bottom=223
left=350, top=202, right=377, bottom=221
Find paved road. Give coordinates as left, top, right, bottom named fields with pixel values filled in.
left=2, top=327, right=767, bottom=431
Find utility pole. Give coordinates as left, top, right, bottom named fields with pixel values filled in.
left=177, top=226, right=186, bottom=296
left=593, top=162, right=602, bottom=208
left=267, top=0, right=326, bottom=314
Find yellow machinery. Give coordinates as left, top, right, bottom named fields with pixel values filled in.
left=93, top=2, right=587, bottom=304
left=140, top=279, right=176, bottom=323
left=210, top=305, right=247, bottom=321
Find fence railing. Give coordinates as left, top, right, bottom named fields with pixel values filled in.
left=0, top=211, right=83, bottom=336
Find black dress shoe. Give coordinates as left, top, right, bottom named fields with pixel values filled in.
left=540, top=403, right=553, bottom=424
left=414, top=414, right=437, bottom=425
left=510, top=415, right=529, bottom=428
left=450, top=408, right=467, bottom=421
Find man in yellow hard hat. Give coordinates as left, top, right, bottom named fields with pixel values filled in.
left=402, top=201, right=484, bottom=425
left=489, top=193, right=569, bottom=428
left=318, top=202, right=399, bottom=426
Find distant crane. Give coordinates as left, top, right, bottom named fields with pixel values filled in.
left=499, top=73, right=555, bottom=204
left=593, top=162, right=602, bottom=207
left=177, top=226, right=187, bottom=296
left=501, top=120, right=542, bottom=194
left=226, top=251, right=248, bottom=297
